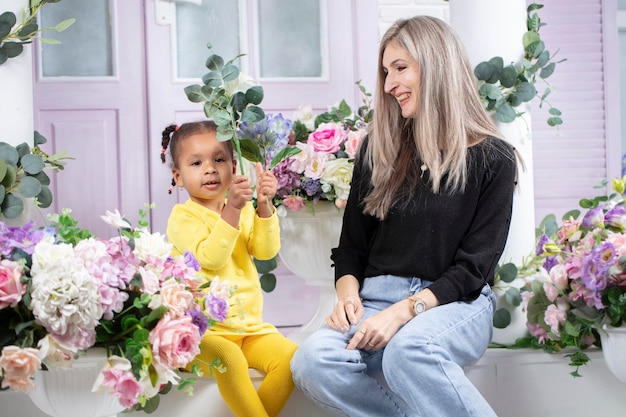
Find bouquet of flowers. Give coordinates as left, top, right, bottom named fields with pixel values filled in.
left=238, top=81, right=373, bottom=212
left=0, top=207, right=232, bottom=412
left=518, top=177, right=626, bottom=375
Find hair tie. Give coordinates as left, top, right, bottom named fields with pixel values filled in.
left=161, top=147, right=166, bottom=154
left=175, top=125, right=180, bottom=131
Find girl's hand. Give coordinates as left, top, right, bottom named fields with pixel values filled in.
left=227, top=175, right=252, bottom=210
left=255, top=162, right=278, bottom=204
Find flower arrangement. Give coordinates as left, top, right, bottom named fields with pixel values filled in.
left=515, top=178, right=626, bottom=376
left=0, top=207, right=232, bottom=412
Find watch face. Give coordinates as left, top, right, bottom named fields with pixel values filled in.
left=414, top=300, right=426, bottom=315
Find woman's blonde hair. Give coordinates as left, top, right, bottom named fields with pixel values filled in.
left=364, top=16, right=502, bottom=219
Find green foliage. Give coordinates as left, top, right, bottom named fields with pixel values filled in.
left=0, top=0, right=74, bottom=66
left=254, top=257, right=278, bottom=293
left=474, top=3, right=564, bottom=126
left=184, top=44, right=266, bottom=175
left=0, top=132, right=72, bottom=219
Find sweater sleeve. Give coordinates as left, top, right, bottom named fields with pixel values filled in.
left=247, top=208, right=281, bottom=261
left=427, top=145, right=517, bottom=305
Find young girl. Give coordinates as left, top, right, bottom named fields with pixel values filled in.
left=161, top=120, right=297, bottom=417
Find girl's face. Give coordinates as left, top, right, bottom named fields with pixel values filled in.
left=382, top=41, right=421, bottom=118
left=172, top=131, right=235, bottom=211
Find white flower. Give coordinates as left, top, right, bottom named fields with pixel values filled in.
left=289, top=142, right=314, bottom=174
left=293, top=104, right=315, bottom=131
left=133, top=231, right=173, bottom=263
left=304, top=152, right=329, bottom=180
left=225, top=72, right=259, bottom=97
left=100, top=209, right=132, bottom=230
left=321, top=158, right=353, bottom=200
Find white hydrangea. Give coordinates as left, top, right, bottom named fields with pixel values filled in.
left=133, top=231, right=173, bottom=263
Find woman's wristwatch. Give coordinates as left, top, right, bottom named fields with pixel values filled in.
left=408, top=294, right=427, bottom=316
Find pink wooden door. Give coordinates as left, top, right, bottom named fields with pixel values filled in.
left=33, top=0, right=150, bottom=238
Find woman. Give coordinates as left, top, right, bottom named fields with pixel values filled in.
left=290, top=16, right=518, bottom=417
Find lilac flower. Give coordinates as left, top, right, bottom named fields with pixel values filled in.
left=580, top=242, right=616, bottom=291
left=582, top=206, right=605, bottom=229
left=205, top=293, right=229, bottom=322
left=272, top=159, right=301, bottom=198
left=543, top=256, right=559, bottom=272
left=0, top=221, right=44, bottom=257
left=604, top=205, right=626, bottom=230
left=183, top=251, right=200, bottom=271
left=187, top=307, right=209, bottom=336
left=301, top=178, right=322, bottom=197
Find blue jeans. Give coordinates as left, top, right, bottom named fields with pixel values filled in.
left=290, top=275, right=497, bottom=417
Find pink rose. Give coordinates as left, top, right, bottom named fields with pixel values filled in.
left=308, top=122, right=347, bottom=154
left=149, top=278, right=195, bottom=317
left=344, top=129, right=366, bottom=158
left=0, top=346, right=41, bottom=393
left=0, top=259, right=26, bottom=309
left=549, top=264, right=569, bottom=290
left=149, top=314, right=201, bottom=369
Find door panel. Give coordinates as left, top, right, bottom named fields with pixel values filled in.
left=33, top=0, right=149, bottom=238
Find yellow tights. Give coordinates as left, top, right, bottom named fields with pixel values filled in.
left=192, top=332, right=298, bottom=417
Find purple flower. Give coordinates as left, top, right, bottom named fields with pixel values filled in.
left=582, top=206, right=605, bottom=229
left=187, top=307, right=209, bottom=336
left=183, top=251, right=200, bottom=271
left=238, top=113, right=293, bottom=161
left=301, top=178, right=322, bottom=197
left=604, top=205, right=626, bottom=230
left=0, top=221, right=44, bottom=257
left=580, top=242, right=615, bottom=291
left=536, top=234, right=550, bottom=256
left=543, top=256, right=559, bottom=272
left=205, top=293, right=229, bottom=322
left=272, top=159, right=301, bottom=197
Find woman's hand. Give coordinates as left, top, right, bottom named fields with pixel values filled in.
left=326, top=294, right=364, bottom=333
left=346, top=305, right=407, bottom=351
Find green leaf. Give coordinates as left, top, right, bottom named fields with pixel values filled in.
left=260, top=273, right=277, bottom=293
left=499, top=66, right=518, bottom=88
left=497, top=262, right=518, bottom=283
left=238, top=139, right=263, bottom=163
left=535, top=49, right=550, bottom=68
left=522, top=31, right=541, bottom=50
left=221, top=64, right=239, bottom=82
left=18, top=23, right=38, bottom=38
left=245, top=86, right=264, bottom=105
left=474, top=61, right=494, bottom=82
left=201, top=70, right=223, bottom=88
left=547, top=117, right=563, bottom=127
left=54, top=18, right=75, bottom=32
left=504, top=287, right=522, bottom=307
left=0, top=49, right=8, bottom=66
left=184, top=84, right=208, bottom=103
left=216, top=125, right=235, bottom=142
left=0, top=12, right=17, bottom=39
left=1, top=164, right=16, bottom=188
left=562, top=209, right=580, bottom=221
left=240, top=106, right=265, bottom=123
left=495, top=103, right=517, bottom=123
left=36, top=185, right=53, bottom=208
left=479, top=83, right=502, bottom=100
left=21, top=154, right=45, bottom=174
left=493, top=308, right=511, bottom=329
left=231, top=91, right=247, bottom=112
left=34, top=131, right=48, bottom=145
left=0, top=159, right=6, bottom=182
left=18, top=176, right=42, bottom=198
left=269, top=146, right=302, bottom=170
left=212, top=109, right=233, bottom=126
left=1, top=193, right=24, bottom=219
left=39, top=37, right=61, bottom=45
left=515, top=82, right=537, bottom=102
left=0, top=143, right=19, bottom=166
left=31, top=170, right=50, bottom=186
left=254, top=256, right=278, bottom=274
left=2, top=42, right=23, bottom=59
left=205, top=54, right=224, bottom=71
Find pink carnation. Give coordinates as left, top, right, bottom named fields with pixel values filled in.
left=283, top=195, right=306, bottom=211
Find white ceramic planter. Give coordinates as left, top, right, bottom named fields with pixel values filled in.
left=278, top=201, right=344, bottom=344
left=599, top=324, right=626, bottom=383
left=28, top=348, right=124, bottom=417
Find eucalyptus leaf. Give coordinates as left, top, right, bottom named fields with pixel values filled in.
left=36, top=185, right=53, bottom=208
left=216, top=125, right=235, bottom=142
left=0, top=50, right=7, bottom=66
left=515, top=82, right=537, bottom=102
left=540, top=62, right=556, bottom=79
left=562, top=209, right=580, bottom=221
left=241, top=106, right=265, bottom=123
left=1, top=164, right=16, bottom=188
left=18, top=176, right=42, bottom=198
left=547, top=117, right=563, bottom=126
left=34, top=131, right=47, bottom=145
left=535, top=49, right=550, bottom=68
left=205, top=54, right=224, bottom=71
left=212, top=109, right=233, bottom=126
left=0, top=143, right=19, bottom=166
left=522, top=31, right=540, bottom=49
left=16, top=143, right=30, bottom=158
left=0, top=12, right=17, bottom=38
left=2, top=42, right=23, bottom=58
left=504, top=287, right=522, bottom=307
left=474, top=61, right=494, bottom=82
left=1, top=193, right=24, bottom=219
left=245, top=86, right=264, bottom=105
left=499, top=66, right=518, bottom=88
left=493, top=308, right=511, bottom=329
left=495, top=103, right=516, bottom=123
left=18, top=23, right=38, bottom=38
left=21, top=153, right=45, bottom=174
left=184, top=84, right=208, bottom=103
left=497, top=263, right=518, bottom=283
left=202, top=70, right=223, bottom=88
left=0, top=185, right=4, bottom=205
left=221, top=64, right=239, bottom=82
left=254, top=257, right=278, bottom=274
left=0, top=159, right=6, bottom=182
left=231, top=91, right=247, bottom=112
left=260, top=273, right=277, bottom=293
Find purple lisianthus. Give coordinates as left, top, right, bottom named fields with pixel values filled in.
left=187, top=306, right=209, bottom=336
left=580, top=242, right=616, bottom=291
left=183, top=251, right=200, bottom=271
left=604, top=205, right=626, bottom=230
left=543, top=256, right=559, bottom=272
left=0, top=221, right=44, bottom=257
left=582, top=206, right=605, bottom=229
left=205, top=293, right=229, bottom=322
left=536, top=234, right=550, bottom=256
left=272, top=159, right=301, bottom=198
